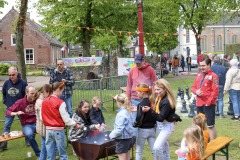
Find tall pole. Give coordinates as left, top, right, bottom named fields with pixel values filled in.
left=137, top=0, right=145, bottom=56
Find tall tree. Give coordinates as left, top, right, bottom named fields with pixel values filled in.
left=36, top=0, right=136, bottom=57
left=143, top=0, right=180, bottom=53
left=174, top=0, right=227, bottom=55
left=16, top=0, right=28, bottom=81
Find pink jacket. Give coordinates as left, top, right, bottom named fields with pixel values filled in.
left=126, top=63, right=157, bottom=100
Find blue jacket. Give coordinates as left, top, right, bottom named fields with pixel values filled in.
left=89, top=106, right=105, bottom=124
left=211, top=63, right=226, bottom=86
left=109, top=107, right=133, bottom=139
left=2, top=78, right=28, bottom=108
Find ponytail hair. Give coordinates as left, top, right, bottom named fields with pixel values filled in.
left=52, top=82, right=65, bottom=91
left=116, top=93, right=131, bottom=112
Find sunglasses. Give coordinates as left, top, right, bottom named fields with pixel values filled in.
left=8, top=74, right=16, bottom=77
left=57, top=64, right=63, bottom=66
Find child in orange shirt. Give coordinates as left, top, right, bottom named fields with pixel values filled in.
left=176, top=124, right=204, bottom=160
left=193, top=113, right=210, bottom=149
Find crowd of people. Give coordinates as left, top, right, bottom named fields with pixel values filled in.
left=0, top=51, right=239, bottom=160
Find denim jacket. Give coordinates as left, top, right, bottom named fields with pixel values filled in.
left=109, top=107, right=133, bottom=139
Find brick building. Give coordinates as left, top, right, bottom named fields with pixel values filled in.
left=0, top=7, right=64, bottom=66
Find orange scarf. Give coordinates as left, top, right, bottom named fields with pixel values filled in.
left=155, top=96, right=162, bottom=114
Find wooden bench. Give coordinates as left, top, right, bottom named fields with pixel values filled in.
left=202, top=137, right=233, bottom=160
left=0, top=134, right=25, bottom=143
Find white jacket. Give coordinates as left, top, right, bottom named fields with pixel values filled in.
left=224, top=67, right=240, bottom=91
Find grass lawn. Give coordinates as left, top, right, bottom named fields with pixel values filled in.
left=0, top=77, right=240, bottom=160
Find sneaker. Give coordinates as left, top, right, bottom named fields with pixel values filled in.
left=231, top=116, right=239, bottom=121
left=0, top=141, right=7, bottom=150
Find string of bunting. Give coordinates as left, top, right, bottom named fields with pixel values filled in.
left=20, top=17, right=236, bottom=38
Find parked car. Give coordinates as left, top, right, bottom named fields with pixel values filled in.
left=190, top=55, right=198, bottom=68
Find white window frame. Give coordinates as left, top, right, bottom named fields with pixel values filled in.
left=201, top=35, right=207, bottom=52
left=217, top=35, right=223, bottom=51
left=24, top=48, right=35, bottom=64
left=11, top=34, right=16, bottom=46
left=232, top=34, right=237, bottom=44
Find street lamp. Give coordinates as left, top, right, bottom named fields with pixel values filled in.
left=137, top=0, right=145, bottom=56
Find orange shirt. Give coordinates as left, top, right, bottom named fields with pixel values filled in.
left=186, top=149, right=200, bottom=160
left=203, top=130, right=210, bottom=149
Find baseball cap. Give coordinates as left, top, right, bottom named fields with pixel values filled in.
left=134, top=53, right=144, bottom=63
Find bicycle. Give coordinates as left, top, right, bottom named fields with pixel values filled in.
left=43, top=64, right=55, bottom=76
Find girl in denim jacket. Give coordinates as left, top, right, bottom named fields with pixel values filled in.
left=133, top=83, right=156, bottom=160
left=109, top=93, right=133, bottom=160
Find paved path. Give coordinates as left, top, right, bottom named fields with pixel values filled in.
left=0, top=75, right=50, bottom=90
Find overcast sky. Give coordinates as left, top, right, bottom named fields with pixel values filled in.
left=0, top=1, right=42, bottom=23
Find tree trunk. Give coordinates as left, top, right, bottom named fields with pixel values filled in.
left=16, top=0, right=28, bottom=81
left=195, top=35, right=201, bottom=55
left=82, top=0, right=93, bottom=57
left=118, top=38, right=124, bottom=57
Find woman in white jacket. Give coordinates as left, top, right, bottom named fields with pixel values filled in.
left=224, top=59, right=240, bottom=120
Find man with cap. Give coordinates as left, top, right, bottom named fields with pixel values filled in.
left=126, top=53, right=157, bottom=137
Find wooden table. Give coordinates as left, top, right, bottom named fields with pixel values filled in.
left=0, top=134, right=25, bottom=143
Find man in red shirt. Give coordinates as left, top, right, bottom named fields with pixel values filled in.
left=6, top=86, right=41, bottom=158
left=191, top=58, right=219, bottom=140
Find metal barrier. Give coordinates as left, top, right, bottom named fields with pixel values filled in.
left=72, top=75, right=127, bottom=109
left=100, top=76, right=127, bottom=103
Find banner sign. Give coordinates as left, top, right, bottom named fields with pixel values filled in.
left=118, top=58, right=135, bottom=76
left=62, top=57, right=102, bottom=67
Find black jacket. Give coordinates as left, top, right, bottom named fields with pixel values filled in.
left=150, top=94, right=181, bottom=122
left=133, top=98, right=156, bottom=128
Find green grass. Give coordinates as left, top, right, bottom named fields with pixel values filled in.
left=0, top=78, right=240, bottom=160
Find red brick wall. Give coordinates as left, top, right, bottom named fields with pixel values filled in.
left=0, top=8, right=57, bottom=66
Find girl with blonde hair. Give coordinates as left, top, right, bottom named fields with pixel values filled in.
left=143, top=79, right=181, bottom=160
left=109, top=93, right=133, bottom=160
left=134, top=83, right=156, bottom=160
left=176, top=125, right=204, bottom=160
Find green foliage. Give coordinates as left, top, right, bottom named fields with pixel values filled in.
left=226, top=43, right=240, bottom=56
left=143, top=0, right=180, bottom=52
left=0, top=63, right=10, bottom=75
left=0, top=0, right=7, bottom=13
left=35, top=0, right=136, bottom=56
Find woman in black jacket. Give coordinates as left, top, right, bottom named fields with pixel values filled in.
left=143, top=79, right=181, bottom=160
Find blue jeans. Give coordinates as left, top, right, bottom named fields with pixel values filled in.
left=60, top=95, right=73, bottom=118
left=229, top=89, right=240, bottom=116
left=217, top=85, right=224, bottom=115
left=40, top=137, right=47, bottom=160
left=187, top=64, right=191, bottom=71
left=22, top=123, right=41, bottom=157
left=131, top=99, right=141, bottom=137
left=136, top=128, right=155, bottom=160
left=46, top=129, right=67, bottom=160
left=154, top=122, right=175, bottom=160
left=173, top=66, right=178, bottom=74
left=3, top=114, right=17, bottom=133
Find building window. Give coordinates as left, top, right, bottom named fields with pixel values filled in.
left=11, top=34, right=16, bottom=46
left=25, top=48, right=34, bottom=64
left=217, top=35, right=223, bottom=51
left=186, top=30, right=190, bottom=43
left=201, top=35, right=207, bottom=52
left=232, top=34, right=237, bottom=44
